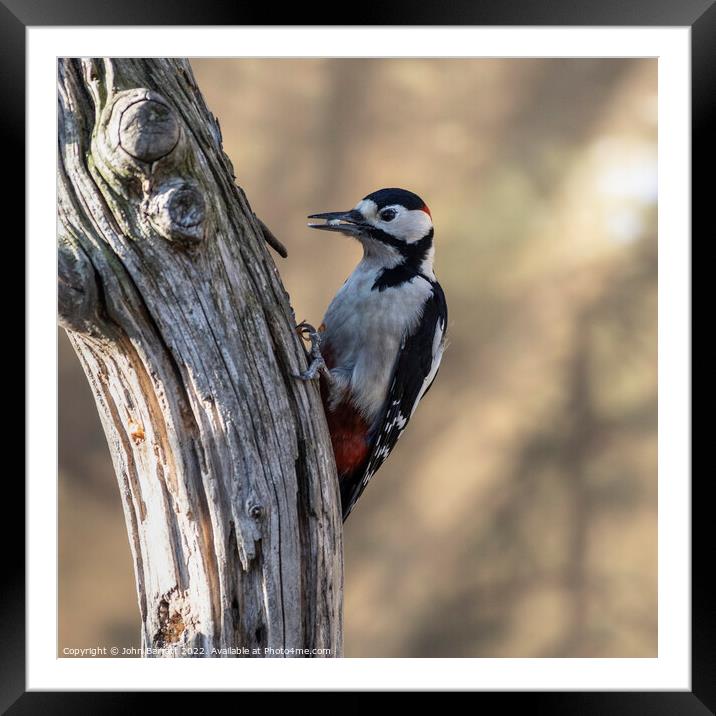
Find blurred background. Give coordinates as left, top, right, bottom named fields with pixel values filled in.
left=59, top=58, right=657, bottom=657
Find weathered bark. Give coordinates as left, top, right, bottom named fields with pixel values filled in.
left=57, top=58, right=342, bottom=657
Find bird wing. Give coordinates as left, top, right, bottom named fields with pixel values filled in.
left=340, top=280, right=447, bottom=519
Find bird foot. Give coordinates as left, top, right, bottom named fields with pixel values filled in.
left=295, top=321, right=330, bottom=381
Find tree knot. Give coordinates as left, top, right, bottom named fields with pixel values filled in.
left=146, top=178, right=206, bottom=245
left=94, top=88, right=209, bottom=246
left=247, top=502, right=265, bottom=520
left=118, top=98, right=180, bottom=163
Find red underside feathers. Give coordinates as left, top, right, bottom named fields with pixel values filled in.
left=325, top=401, right=370, bottom=475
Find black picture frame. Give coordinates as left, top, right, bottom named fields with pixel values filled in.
left=8, top=1, right=708, bottom=710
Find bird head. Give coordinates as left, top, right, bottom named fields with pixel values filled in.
left=308, top=188, right=434, bottom=252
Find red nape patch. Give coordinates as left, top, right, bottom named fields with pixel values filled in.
left=324, top=400, right=370, bottom=476
left=421, top=203, right=432, bottom=218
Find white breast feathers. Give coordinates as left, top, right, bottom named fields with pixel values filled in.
left=321, top=262, right=434, bottom=423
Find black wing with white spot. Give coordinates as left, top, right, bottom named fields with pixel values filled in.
left=341, top=280, right=447, bottom=520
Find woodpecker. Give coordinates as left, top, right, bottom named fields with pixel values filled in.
left=298, top=188, right=447, bottom=521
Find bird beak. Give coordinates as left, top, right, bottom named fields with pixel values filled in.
left=307, top=209, right=367, bottom=236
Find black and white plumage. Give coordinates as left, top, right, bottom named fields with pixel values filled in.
left=303, top=188, right=447, bottom=520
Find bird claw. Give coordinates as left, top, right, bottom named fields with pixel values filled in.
left=296, top=320, right=319, bottom=343
left=295, top=358, right=328, bottom=382
left=295, top=321, right=329, bottom=381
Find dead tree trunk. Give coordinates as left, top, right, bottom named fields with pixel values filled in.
left=57, top=58, right=343, bottom=657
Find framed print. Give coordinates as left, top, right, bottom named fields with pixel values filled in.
left=9, top=0, right=709, bottom=710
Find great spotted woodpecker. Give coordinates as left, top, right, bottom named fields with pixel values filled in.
left=298, top=188, right=447, bottom=520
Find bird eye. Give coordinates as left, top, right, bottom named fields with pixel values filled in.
left=379, top=208, right=397, bottom=222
